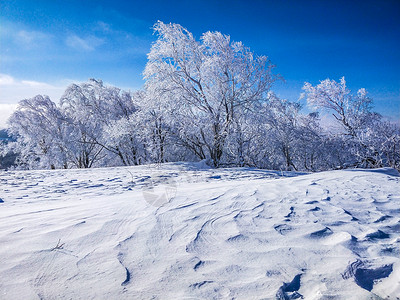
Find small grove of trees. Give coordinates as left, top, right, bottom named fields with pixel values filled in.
left=302, top=77, right=400, bottom=169
left=4, top=80, right=145, bottom=169
left=2, top=22, right=399, bottom=171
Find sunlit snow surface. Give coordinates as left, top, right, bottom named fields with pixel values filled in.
left=0, top=163, right=399, bottom=299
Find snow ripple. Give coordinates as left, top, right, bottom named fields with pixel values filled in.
left=0, top=165, right=399, bottom=298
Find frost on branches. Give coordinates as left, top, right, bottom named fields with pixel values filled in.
left=3, top=22, right=399, bottom=171
left=302, top=77, right=399, bottom=169
left=144, top=21, right=277, bottom=167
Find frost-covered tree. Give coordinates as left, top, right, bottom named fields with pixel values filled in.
left=266, top=94, right=303, bottom=170
left=60, top=79, right=109, bottom=168
left=7, top=95, right=69, bottom=169
left=144, top=21, right=277, bottom=167
left=102, top=91, right=149, bottom=165
left=356, top=120, right=400, bottom=169
left=302, top=77, right=377, bottom=137
left=302, top=77, right=399, bottom=169
left=250, top=93, right=324, bottom=171
left=60, top=79, right=142, bottom=167
left=224, top=107, right=265, bottom=167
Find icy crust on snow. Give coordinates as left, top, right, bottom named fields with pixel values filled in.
left=0, top=164, right=399, bottom=299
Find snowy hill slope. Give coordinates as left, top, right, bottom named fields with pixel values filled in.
left=0, top=164, right=399, bottom=299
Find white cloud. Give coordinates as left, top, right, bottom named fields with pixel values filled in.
left=66, top=34, right=104, bottom=51
left=94, top=21, right=112, bottom=33
left=0, top=104, right=18, bottom=129
left=0, top=74, right=68, bottom=128
left=0, top=74, right=15, bottom=85
left=0, top=74, right=66, bottom=104
left=15, top=30, right=52, bottom=49
left=20, top=80, right=53, bottom=87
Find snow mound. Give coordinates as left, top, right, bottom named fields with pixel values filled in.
left=345, top=167, right=400, bottom=177
left=0, top=164, right=399, bottom=299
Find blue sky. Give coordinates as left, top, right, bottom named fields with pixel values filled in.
left=0, top=0, right=399, bottom=127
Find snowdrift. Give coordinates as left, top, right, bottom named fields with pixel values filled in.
left=0, top=164, right=399, bottom=299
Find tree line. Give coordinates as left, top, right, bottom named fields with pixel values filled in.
left=2, top=22, right=399, bottom=171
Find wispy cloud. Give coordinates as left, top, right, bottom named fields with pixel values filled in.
left=15, top=29, right=53, bottom=49
left=0, top=74, right=15, bottom=85
left=0, top=74, right=68, bottom=103
left=91, top=20, right=151, bottom=56
left=66, top=34, right=105, bottom=51
left=0, top=74, right=70, bottom=128
left=94, top=21, right=112, bottom=33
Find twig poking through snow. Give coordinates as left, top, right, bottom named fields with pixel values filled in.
left=51, top=239, right=65, bottom=251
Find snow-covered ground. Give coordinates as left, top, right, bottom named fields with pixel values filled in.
left=0, top=163, right=399, bottom=299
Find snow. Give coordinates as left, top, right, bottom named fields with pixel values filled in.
left=0, top=163, right=399, bottom=299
